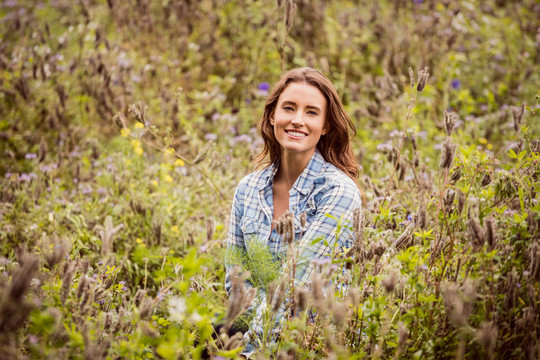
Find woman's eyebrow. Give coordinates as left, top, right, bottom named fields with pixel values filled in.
left=281, top=100, right=321, bottom=111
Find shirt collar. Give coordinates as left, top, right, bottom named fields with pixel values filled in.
left=261, top=150, right=325, bottom=195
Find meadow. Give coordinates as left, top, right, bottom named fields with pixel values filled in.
left=0, top=0, right=539, bottom=359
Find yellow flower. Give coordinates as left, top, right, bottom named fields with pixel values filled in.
left=164, top=174, right=173, bottom=183
left=174, top=158, right=185, bottom=167
left=126, top=159, right=132, bottom=166
left=121, top=128, right=131, bottom=137
left=134, top=122, right=145, bottom=129
left=134, top=146, right=143, bottom=156
left=478, top=138, right=488, bottom=144
left=171, top=225, right=179, bottom=233
left=487, top=143, right=493, bottom=150
left=164, top=147, right=175, bottom=156
left=152, top=180, right=159, bottom=187
left=136, top=238, right=143, bottom=243
left=169, top=249, right=174, bottom=254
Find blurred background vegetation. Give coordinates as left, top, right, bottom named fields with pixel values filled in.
left=0, top=0, right=539, bottom=359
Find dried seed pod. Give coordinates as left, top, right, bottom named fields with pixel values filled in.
left=408, top=67, right=414, bottom=88
left=483, top=217, right=496, bottom=250
left=295, top=288, right=309, bottom=313
left=285, top=0, right=297, bottom=31
left=443, top=110, right=456, bottom=136
left=205, top=218, right=214, bottom=242
left=457, top=189, right=465, bottom=214
left=416, top=66, right=430, bottom=92
left=397, top=322, right=408, bottom=355
left=511, top=102, right=525, bottom=132
left=467, top=218, right=484, bottom=248
left=450, top=166, right=462, bottom=184
left=299, top=212, right=307, bottom=228
left=481, top=170, right=492, bottom=187
left=61, top=261, right=76, bottom=302
left=382, top=271, right=398, bottom=293
left=138, top=297, right=154, bottom=320
left=439, top=138, right=456, bottom=169
left=417, top=196, right=427, bottom=229
left=272, top=278, right=287, bottom=312
left=444, top=189, right=455, bottom=214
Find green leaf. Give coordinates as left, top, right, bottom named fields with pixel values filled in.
left=507, top=149, right=518, bottom=159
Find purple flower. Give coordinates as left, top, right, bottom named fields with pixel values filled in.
left=413, top=0, right=423, bottom=3
left=450, top=79, right=461, bottom=90
left=257, top=82, right=270, bottom=96
left=19, top=172, right=37, bottom=182
left=205, top=133, right=218, bottom=141
left=258, top=82, right=270, bottom=91
left=232, top=134, right=253, bottom=144
left=211, top=113, right=221, bottom=122
left=407, top=214, right=413, bottom=221
left=25, top=153, right=37, bottom=159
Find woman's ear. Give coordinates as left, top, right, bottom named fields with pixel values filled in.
left=322, top=124, right=328, bottom=135
left=270, top=117, right=275, bottom=126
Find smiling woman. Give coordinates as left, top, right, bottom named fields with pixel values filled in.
left=225, top=67, right=362, bottom=357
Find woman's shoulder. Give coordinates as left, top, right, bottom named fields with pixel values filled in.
left=317, top=162, right=361, bottom=200
left=235, top=166, right=272, bottom=193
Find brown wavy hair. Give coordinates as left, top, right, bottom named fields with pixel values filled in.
left=254, top=67, right=360, bottom=186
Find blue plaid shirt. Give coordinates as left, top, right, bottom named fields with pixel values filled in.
left=226, top=150, right=362, bottom=355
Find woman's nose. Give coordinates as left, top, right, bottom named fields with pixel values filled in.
left=291, top=112, right=304, bottom=126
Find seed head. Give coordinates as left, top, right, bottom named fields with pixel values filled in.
left=450, top=166, right=462, bottom=184
left=382, top=271, right=398, bottom=293
left=408, top=67, right=414, bottom=88
left=285, top=0, right=297, bottom=31
left=417, top=196, right=427, bottom=229
left=439, top=138, right=456, bottom=169
left=475, top=321, right=497, bottom=359
left=397, top=322, right=408, bottom=354
left=61, top=261, right=76, bottom=302
left=444, top=188, right=455, bottom=214
left=225, top=266, right=257, bottom=330
left=139, top=297, right=153, bottom=320
left=481, top=170, right=492, bottom=187
left=443, top=110, right=456, bottom=136
left=457, top=189, right=465, bottom=214
left=272, top=278, right=287, bottom=312
left=467, top=218, right=484, bottom=248
left=299, top=212, right=307, bottom=228
left=205, top=218, right=214, bottom=243
left=295, top=288, right=309, bottom=313
left=511, top=102, right=525, bottom=132
left=416, top=66, right=430, bottom=92
left=483, top=217, right=496, bottom=250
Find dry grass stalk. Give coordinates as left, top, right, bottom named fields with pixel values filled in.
left=483, top=217, right=497, bottom=250
left=225, top=266, right=256, bottom=331
left=475, top=321, right=497, bottom=360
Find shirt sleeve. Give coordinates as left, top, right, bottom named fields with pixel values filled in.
left=225, top=180, right=246, bottom=295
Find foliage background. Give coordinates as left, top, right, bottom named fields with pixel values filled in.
left=0, top=0, right=539, bottom=359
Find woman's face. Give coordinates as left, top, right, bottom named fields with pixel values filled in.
left=270, top=82, right=328, bottom=159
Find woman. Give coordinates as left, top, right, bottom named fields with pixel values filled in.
left=226, top=67, right=362, bottom=356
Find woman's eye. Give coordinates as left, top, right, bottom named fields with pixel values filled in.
left=307, top=110, right=318, bottom=116
left=283, top=106, right=294, bottom=111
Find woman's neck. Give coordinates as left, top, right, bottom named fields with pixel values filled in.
left=275, top=150, right=314, bottom=190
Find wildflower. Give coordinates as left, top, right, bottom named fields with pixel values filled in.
left=61, top=261, right=76, bottom=302
left=457, top=189, right=465, bottom=214
left=205, top=133, right=218, bottom=141
left=134, top=122, right=144, bottom=129
left=416, top=66, right=430, bottom=92
left=450, top=79, right=461, bottom=90
left=439, top=138, right=456, bottom=169
left=174, top=158, right=185, bottom=167
left=25, top=153, right=37, bottom=159
left=511, top=102, right=525, bottom=132
left=257, top=82, right=270, bottom=96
